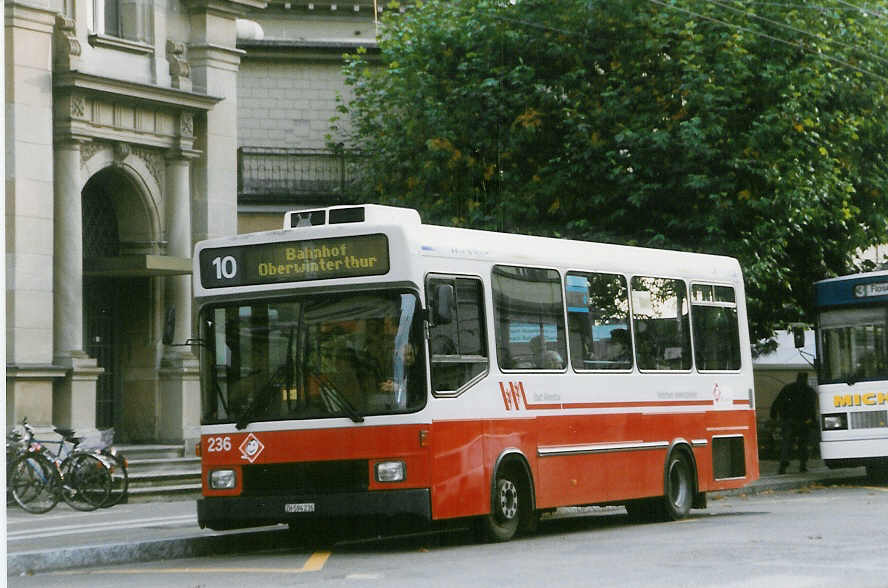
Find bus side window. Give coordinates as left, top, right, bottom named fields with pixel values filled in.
left=631, top=276, right=692, bottom=371
left=691, top=284, right=741, bottom=371
left=427, top=276, right=489, bottom=393
left=492, top=265, right=567, bottom=371
left=565, top=272, right=632, bottom=371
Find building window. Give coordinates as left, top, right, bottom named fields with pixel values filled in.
left=90, top=0, right=154, bottom=44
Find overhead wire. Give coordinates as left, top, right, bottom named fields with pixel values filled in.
left=648, top=0, right=888, bottom=82
left=833, top=0, right=888, bottom=19
left=737, top=1, right=888, bottom=16
left=702, top=0, right=888, bottom=68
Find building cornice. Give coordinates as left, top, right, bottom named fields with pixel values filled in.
left=237, top=38, right=379, bottom=62
left=54, top=71, right=222, bottom=111
left=183, top=0, right=268, bottom=18
left=5, top=1, right=57, bottom=33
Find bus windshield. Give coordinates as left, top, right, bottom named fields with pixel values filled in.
left=818, top=307, right=888, bottom=385
left=200, top=290, right=426, bottom=426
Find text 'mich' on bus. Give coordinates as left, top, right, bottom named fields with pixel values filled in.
left=814, top=271, right=888, bottom=481
left=193, top=204, right=759, bottom=541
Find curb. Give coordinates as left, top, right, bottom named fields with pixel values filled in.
left=9, top=527, right=294, bottom=577
left=711, top=469, right=867, bottom=499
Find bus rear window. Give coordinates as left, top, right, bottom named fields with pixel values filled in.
left=691, top=284, right=741, bottom=371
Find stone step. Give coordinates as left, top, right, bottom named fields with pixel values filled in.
left=105, top=444, right=204, bottom=503
left=126, top=483, right=202, bottom=503
left=125, top=456, right=201, bottom=474
left=113, top=444, right=186, bottom=461
left=128, top=469, right=201, bottom=486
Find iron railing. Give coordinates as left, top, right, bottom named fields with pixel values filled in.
left=237, top=147, right=360, bottom=201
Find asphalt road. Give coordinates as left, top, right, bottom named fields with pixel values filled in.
left=9, top=482, right=888, bottom=588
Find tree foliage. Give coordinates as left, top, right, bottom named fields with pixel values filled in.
left=333, top=0, right=888, bottom=343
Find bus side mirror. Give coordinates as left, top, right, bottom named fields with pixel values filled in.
left=791, top=324, right=806, bottom=349
left=432, top=284, right=454, bottom=325
left=163, top=307, right=176, bottom=345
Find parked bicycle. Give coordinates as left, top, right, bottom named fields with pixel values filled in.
left=6, top=426, right=26, bottom=506
left=7, top=418, right=113, bottom=513
left=97, top=445, right=128, bottom=507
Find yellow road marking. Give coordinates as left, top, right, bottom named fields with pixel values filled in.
left=863, top=486, right=888, bottom=492
left=303, top=550, right=332, bottom=571
left=51, top=550, right=332, bottom=576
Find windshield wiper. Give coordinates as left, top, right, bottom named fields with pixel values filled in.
left=235, top=359, right=293, bottom=430
left=314, top=373, right=364, bottom=423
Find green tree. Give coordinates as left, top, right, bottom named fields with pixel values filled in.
left=334, top=0, right=888, bottom=343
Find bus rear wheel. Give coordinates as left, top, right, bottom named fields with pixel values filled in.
left=663, top=451, right=694, bottom=520
left=626, top=450, right=694, bottom=523
left=478, top=470, right=522, bottom=542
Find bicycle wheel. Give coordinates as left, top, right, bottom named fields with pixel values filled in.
left=60, top=453, right=111, bottom=511
left=9, top=452, right=60, bottom=514
left=101, top=451, right=128, bottom=507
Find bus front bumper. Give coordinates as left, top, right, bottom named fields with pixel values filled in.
left=197, top=488, right=431, bottom=531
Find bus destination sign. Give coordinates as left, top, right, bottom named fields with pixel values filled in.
left=199, top=234, right=390, bottom=289
left=853, top=281, right=888, bottom=299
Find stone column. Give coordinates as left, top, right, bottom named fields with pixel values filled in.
left=164, top=150, right=197, bottom=348
left=6, top=1, right=61, bottom=428
left=52, top=138, right=101, bottom=434
left=184, top=0, right=265, bottom=243
left=159, top=149, right=200, bottom=446
left=53, top=139, right=85, bottom=358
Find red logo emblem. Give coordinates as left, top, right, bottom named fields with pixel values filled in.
left=239, top=433, right=265, bottom=463
left=500, top=381, right=526, bottom=411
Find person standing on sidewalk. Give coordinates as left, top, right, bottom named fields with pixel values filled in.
left=770, top=372, right=818, bottom=474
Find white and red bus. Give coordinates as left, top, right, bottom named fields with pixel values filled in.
left=194, top=204, right=759, bottom=540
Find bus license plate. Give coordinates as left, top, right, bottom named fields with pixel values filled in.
left=285, top=503, right=315, bottom=513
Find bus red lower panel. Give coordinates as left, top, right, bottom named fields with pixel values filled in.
left=428, top=409, right=759, bottom=519
left=429, top=420, right=488, bottom=520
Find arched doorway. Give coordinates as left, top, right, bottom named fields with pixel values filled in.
left=82, top=171, right=122, bottom=430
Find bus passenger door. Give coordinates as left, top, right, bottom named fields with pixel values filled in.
left=426, top=275, right=490, bottom=519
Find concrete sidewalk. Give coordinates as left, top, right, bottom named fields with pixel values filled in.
left=6, top=459, right=870, bottom=577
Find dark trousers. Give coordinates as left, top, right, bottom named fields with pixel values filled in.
left=779, top=420, right=811, bottom=467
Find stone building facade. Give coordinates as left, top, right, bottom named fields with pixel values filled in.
left=6, top=0, right=265, bottom=446
left=234, top=1, right=380, bottom=233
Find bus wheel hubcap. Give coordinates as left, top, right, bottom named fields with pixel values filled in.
left=498, top=479, right=518, bottom=520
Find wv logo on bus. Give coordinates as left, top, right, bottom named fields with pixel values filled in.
left=500, top=381, right=526, bottom=411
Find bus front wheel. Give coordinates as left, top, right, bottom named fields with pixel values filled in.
left=478, top=470, right=522, bottom=542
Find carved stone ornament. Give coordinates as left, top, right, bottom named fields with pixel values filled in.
left=54, top=14, right=82, bottom=71
left=70, top=95, right=87, bottom=119
left=114, top=142, right=131, bottom=164
left=167, top=40, right=192, bottom=90
left=132, top=146, right=165, bottom=188
left=179, top=113, right=194, bottom=137
left=80, top=141, right=103, bottom=166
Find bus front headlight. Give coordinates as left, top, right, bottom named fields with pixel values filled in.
left=822, top=414, right=847, bottom=431
left=209, top=469, right=236, bottom=489
left=375, top=461, right=406, bottom=483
